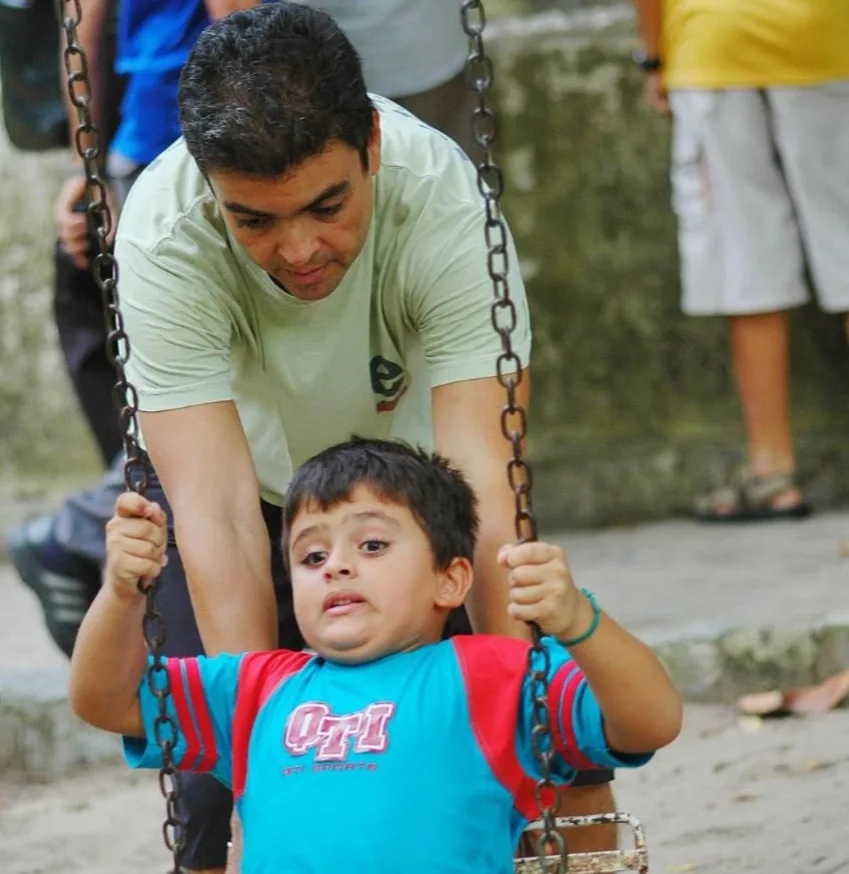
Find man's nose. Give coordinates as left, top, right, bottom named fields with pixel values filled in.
left=278, top=225, right=320, bottom=268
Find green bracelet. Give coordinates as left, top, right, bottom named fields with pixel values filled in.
left=560, top=588, right=601, bottom=647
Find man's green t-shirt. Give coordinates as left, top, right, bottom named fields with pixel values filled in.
left=115, top=96, right=532, bottom=506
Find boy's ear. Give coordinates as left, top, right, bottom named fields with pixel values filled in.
left=435, top=557, right=474, bottom=610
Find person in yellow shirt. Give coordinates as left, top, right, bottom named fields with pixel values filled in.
left=633, top=0, right=849, bottom=521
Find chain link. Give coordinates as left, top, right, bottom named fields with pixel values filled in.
left=55, top=1, right=184, bottom=868
left=461, top=3, right=566, bottom=871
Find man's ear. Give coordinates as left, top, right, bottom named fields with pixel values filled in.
left=366, top=109, right=382, bottom=176
left=435, top=557, right=474, bottom=610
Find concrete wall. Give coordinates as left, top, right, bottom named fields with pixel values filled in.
left=490, top=6, right=849, bottom=527
left=0, top=119, right=101, bottom=521
left=0, top=3, right=847, bottom=531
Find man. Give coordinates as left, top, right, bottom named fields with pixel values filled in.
left=15, top=4, right=618, bottom=870
left=113, top=4, right=615, bottom=870
left=633, top=0, right=849, bottom=521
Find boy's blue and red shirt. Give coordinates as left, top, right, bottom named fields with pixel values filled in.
left=125, top=636, right=650, bottom=873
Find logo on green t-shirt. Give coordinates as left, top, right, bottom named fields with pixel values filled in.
left=370, top=355, right=408, bottom=413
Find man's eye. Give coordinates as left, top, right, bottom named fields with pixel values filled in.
left=301, top=550, right=327, bottom=567
left=312, top=203, right=343, bottom=218
left=236, top=217, right=269, bottom=230
left=361, top=539, right=387, bottom=554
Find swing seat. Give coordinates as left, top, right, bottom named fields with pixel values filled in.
left=514, top=813, right=649, bottom=874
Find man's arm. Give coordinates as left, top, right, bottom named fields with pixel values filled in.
left=141, top=401, right=278, bottom=655
left=203, top=0, right=259, bottom=20
left=633, top=0, right=662, bottom=57
left=433, top=373, right=532, bottom=639
left=633, top=0, right=669, bottom=115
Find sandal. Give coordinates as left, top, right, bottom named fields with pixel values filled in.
left=694, top=469, right=812, bottom=523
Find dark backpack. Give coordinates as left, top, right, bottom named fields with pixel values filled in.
left=0, top=0, right=68, bottom=150
left=0, top=0, right=121, bottom=152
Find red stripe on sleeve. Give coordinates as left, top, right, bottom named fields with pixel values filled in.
left=184, top=658, right=219, bottom=773
left=167, top=660, right=201, bottom=771
left=551, top=665, right=599, bottom=772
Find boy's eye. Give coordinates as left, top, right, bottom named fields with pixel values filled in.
left=360, top=539, right=388, bottom=554
left=301, top=550, right=327, bottom=567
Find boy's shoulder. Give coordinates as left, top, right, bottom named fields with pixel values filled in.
left=448, top=634, right=572, bottom=691
left=233, top=649, right=315, bottom=703
left=449, top=633, right=534, bottom=664
left=446, top=635, right=535, bottom=693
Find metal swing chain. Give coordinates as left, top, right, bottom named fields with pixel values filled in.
left=55, top=1, right=185, bottom=868
left=460, top=3, right=567, bottom=871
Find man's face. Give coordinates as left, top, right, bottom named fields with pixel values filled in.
left=209, top=119, right=381, bottom=301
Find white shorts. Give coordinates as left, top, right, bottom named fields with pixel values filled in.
left=669, top=83, right=849, bottom=316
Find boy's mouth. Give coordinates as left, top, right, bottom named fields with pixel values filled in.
left=322, top=590, right=366, bottom=615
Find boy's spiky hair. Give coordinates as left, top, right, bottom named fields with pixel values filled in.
left=282, top=436, right=479, bottom=570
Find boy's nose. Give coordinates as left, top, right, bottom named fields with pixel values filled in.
left=323, top=562, right=352, bottom=582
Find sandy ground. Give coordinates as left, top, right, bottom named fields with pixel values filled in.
left=1, top=703, right=846, bottom=874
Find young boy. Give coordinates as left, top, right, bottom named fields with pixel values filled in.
left=69, top=437, right=682, bottom=872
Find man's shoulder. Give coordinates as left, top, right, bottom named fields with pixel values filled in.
left=370, top=95, right=489, bottom=290
left=373, top=95, right=482, bottom=215
left=118, top=138, right=227, bottom=256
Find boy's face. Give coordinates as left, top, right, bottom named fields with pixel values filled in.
left=287, top=485, right=472, bottom=663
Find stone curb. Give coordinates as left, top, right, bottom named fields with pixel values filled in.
left=2, top=619, right=848, bottom=783
left=0, top=667, right=122, bottom=784
left=646, top=617, right=849, bottom=706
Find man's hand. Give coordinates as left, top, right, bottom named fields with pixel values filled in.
left=54, top=173, right=118, bottom=268
left=54, top=174, right=89, bottom=268
left=644, top=71, right=670, bottom=116
left=499, top=541, right=592, bottom=640
left=105, top=492, right=169, bottom=599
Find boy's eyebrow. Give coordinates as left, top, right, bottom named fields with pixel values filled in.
left=347, top=510, right=402, bottom=528
left=291, top=510, right=401, bottom=549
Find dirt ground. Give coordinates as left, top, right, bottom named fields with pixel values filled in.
left=1, top=703, right=846, bottom=874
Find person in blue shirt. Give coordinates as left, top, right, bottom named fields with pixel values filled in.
left=69, top=436, right=682, bottom=873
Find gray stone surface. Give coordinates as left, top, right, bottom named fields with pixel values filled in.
left=485, top=6, right=849, bottom=527
left=0, top=669, right=121, bottom=783
left=0, top=96, right=101, bottom=494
